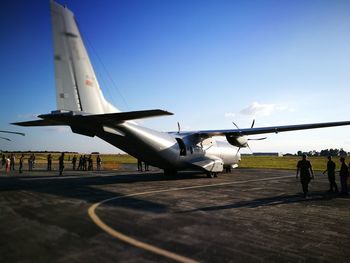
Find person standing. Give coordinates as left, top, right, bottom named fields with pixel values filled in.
left=58, top=152, right=65, bottom=176
left=32, top=154, right=36, bottom=168
left=10, top=154, right=15, bottom=171
left=144, top=162, right=149, bottom=171
left=137, top=159, right=143, bottom=172
left=88, top=155, right=93, bottom=171
left=28, top=155, right=33, bottom=171
left=96, top=155, right=101, bottom=171
left=296, top=154, right=314, bottom=198
left=323, top=156, right=338, bottom=193
left=5, top=156, right=10, bottom=173
left=72, top=155, right=77, bottom=170
left=78, top=155, right=83, bottom=170
left=339, top=157, right=349, bottom=196
left=1, top=154, right=5, bottom=168
left=83, top=155, right=87, bottom=171
left=47, top=154, right=52, bottom=171
left=19, top=154, right=24, bottom=174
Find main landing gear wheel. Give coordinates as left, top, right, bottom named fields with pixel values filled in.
left=206, top=172, right=218, bottom=178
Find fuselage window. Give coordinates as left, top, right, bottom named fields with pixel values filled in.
left=176, top=138, right=187, bottom=156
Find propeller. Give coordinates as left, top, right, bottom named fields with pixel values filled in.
left=177, top=122, right=181, bottom=134
left=0, top=130, right=25, bottom=136
left=232, top=119, right=267, bottom=154
left=0, top=136, right=11, bottom=141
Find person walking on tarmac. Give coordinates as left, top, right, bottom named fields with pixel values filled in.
left=58, top=152, right=65, bottom=176
left=323, top=156, right=338, bottom=193
left=296, top=154, right=314, bottom=198
left=339, top=157, right=349, bottom=196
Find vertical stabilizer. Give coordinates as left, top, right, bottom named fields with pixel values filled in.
left=50, top=0, right=118, bottom=114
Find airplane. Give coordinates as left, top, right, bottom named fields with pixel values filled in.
left=13, top=1, right=350, bottom=177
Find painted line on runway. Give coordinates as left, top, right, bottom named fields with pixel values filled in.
left=88, top=174, right=293, bottom=262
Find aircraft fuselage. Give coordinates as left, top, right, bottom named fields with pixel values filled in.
left=95, top=122, right=240, bottom=173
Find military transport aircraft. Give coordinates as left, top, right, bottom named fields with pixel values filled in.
left=13, top=1, right=350, bottom=177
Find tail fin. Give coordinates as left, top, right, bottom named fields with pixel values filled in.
left=51, top=0, right=118, bottom=114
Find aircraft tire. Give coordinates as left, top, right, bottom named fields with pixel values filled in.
left=206, top=172, right=217, bottom=178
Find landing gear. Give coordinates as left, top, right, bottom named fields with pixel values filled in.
left=164, top=169, right=178, bottom=176
left=206, top=172, right=218, bottom=178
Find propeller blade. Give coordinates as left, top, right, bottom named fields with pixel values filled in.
left=236, top=147, right=241, bottom=155
left=232, top=121, right=240, bottom=130
left=0, top=136, right=11, bottom=141
left=251, top=119, right=255, bottom=128
left=247, top=144, right=253, bottom=153
left=248, top=137, right=267, bottom=141
left=177, top=122, right=180, bottom=134
left=0, top=130, right=25, bottom=136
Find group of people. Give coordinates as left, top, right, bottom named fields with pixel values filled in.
left=57, top=154, right=102, bottom=175
left=296, top=155, right=349, bottom=197
left=70, top=154, right=102, bottom=171
left=1, top=153, right=102, bottom=175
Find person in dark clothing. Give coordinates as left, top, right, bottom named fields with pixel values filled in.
left=78, top=155, right=83, bottom=170
left=10, top=154, right=15, bottom=170
left=339, top=157, right=349, bottom=196
left=96, top=155, right=101, bottom=171
left=47, top=154, right=52, bottom=171
left=72, top=155, right=77, bottom=170
left=144, top=162, right=149, bottom=171
left=88, top=155, right=93, bottom=171
left=137, top=159, right=143, bottom=172
left=296, top=154, right=314, bottom=197
left=58, top=153, right=65, bottom=176
left=323, top=156, right=338, bottom=192
left=19, top=154, right=24, bottom=173
left=1, top=154, right=5, bottom=168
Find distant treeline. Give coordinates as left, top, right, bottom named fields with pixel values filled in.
left=297, top=148, right=349, bottom=157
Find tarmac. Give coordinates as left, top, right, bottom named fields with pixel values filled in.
left=0, top=166, right=349, bottom=263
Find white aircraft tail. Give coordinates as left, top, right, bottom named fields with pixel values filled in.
left=51, top=0, right=118, bottom=114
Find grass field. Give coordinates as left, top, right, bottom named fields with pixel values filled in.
left=239, top=156, right=350, bottom=171
left=2, top=152, right=349, bottom=171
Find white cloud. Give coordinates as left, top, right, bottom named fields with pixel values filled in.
left=16, top=113, right=40, bottom=120
left=224, top=112, right=236, bottom=118
left=43, top=126, right=70, bottom=133
left=239, top=102, right=293, bottom=117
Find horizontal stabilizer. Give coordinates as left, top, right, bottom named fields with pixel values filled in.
left=12, top=109, right=173, bottom=127
left=12, top=119, right=64, bottom=127
left=82, top=109, right=174, bottom=122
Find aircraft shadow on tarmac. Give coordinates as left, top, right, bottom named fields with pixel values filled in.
left=178, top=191, right=346, bottom=213
left=0, top=172, right=205, bottom=214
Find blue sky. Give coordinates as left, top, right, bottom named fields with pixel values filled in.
left=1, top=0, right=350, bottom=154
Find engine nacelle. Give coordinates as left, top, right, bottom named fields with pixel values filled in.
left=225, top=135, right=248, bottom=148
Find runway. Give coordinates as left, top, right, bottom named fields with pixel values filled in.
left=0, top=168, right=349, bottom=262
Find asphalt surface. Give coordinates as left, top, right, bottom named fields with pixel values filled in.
left=0, top=167, right=349, bottom=263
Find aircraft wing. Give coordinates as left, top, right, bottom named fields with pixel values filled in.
left=194, top=120, right=350, bottom=137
